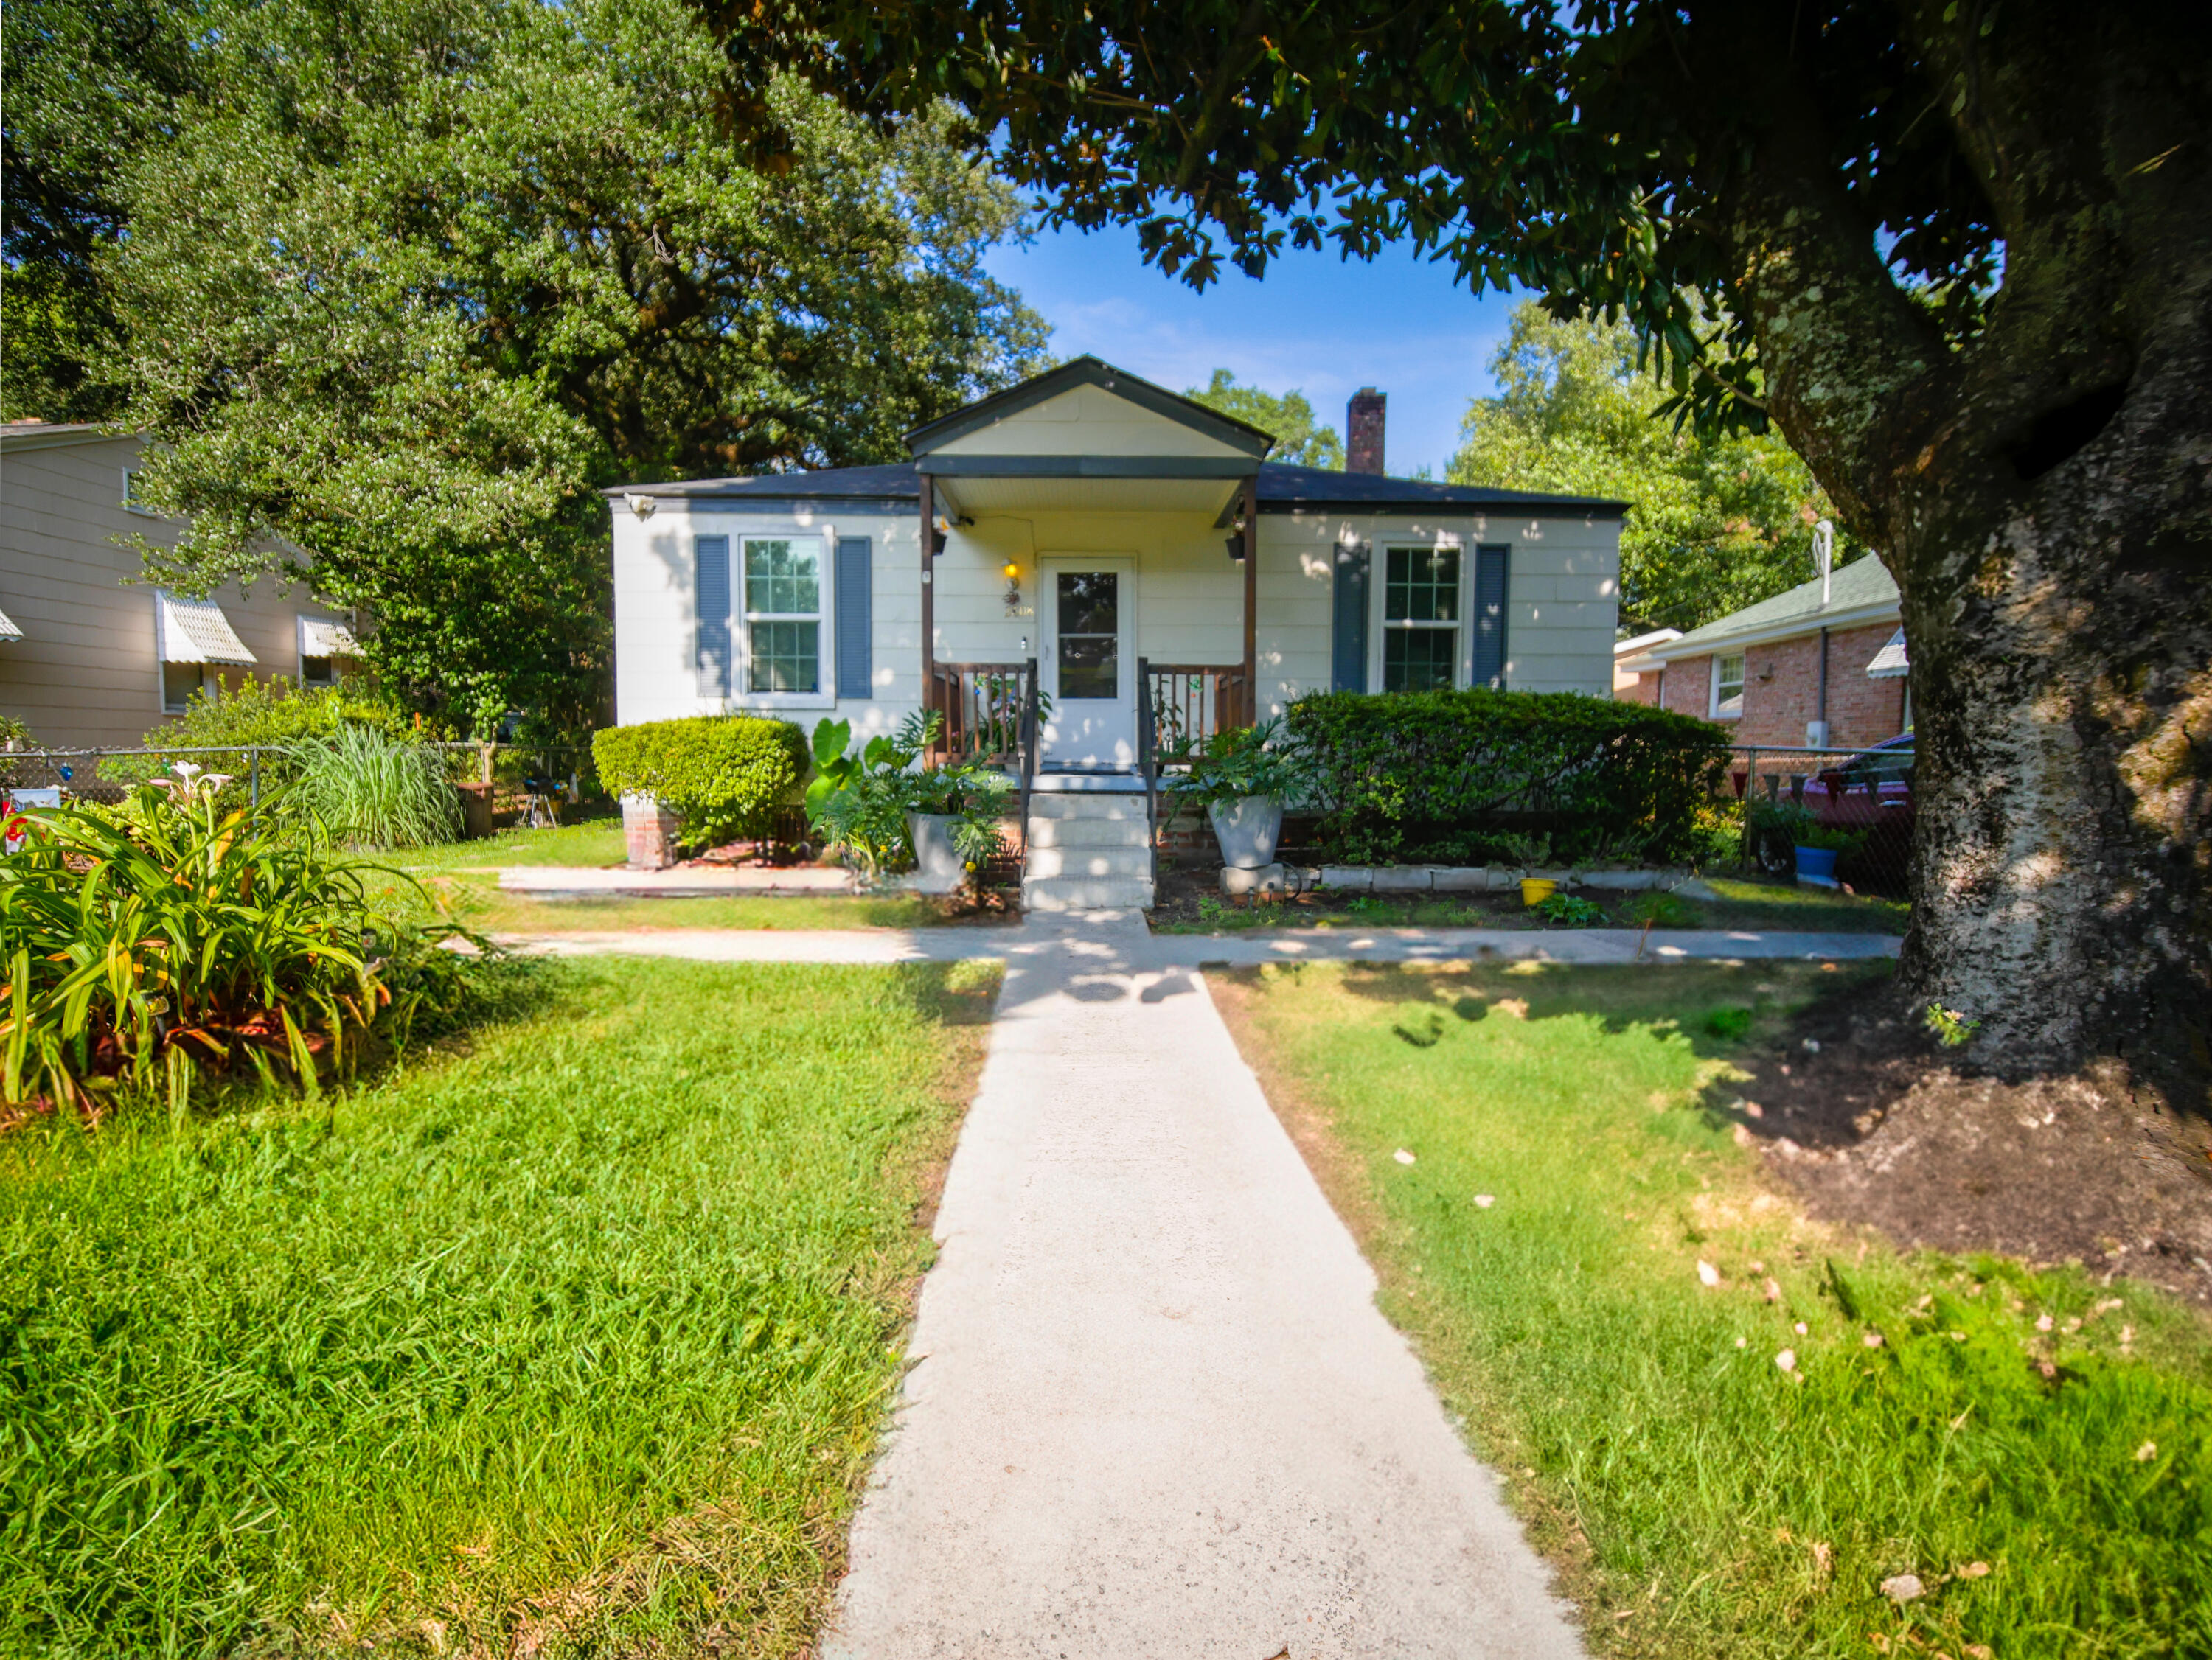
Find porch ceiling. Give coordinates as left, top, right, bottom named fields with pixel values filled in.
left=934, top=474, right=1242, bottom=517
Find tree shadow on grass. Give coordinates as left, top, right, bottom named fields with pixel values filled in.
left=1237, top=957, right=1901, bottom=1137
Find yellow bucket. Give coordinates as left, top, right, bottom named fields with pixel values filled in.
left=1520, top=877, right=1557, bottom=907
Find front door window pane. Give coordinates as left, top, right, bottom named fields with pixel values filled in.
left=743, top=537, right=821, bottom=693
left=1057, top=571, right=1118, bottom=700
left=1383, top=547, right=1460, bottom=691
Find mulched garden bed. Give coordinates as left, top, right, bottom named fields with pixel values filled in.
left=1731, top=977, right=2212, bottom=1306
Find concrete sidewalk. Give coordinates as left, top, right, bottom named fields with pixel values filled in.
left=499, top=917, right=1903, bottom=969
left=821, top=913, right=1584, bottom=1659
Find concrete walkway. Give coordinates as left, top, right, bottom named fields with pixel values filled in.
left=822, top=912, right=1584, bottom=1659
left=500, top=917, right=1902, bottom=969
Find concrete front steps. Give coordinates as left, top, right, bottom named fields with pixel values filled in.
left=1022, top=787, right=1153, bottom=911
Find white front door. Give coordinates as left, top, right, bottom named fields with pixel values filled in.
left=1039, top=556, right=1135, bottom=767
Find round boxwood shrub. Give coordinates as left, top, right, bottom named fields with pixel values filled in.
left=591, top=715, right=807, bottom=848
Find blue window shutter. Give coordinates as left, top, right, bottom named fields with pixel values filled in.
left=1331, top=541, right=1370, bottom=692
left=835, top=535, right=872, bottom=699
left=1472, top=543, right=1509, bottom=689
left=695, top=535, right=731, bottom=696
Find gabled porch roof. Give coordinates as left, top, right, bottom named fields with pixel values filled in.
left=612, top=459, right=1626, bottom=520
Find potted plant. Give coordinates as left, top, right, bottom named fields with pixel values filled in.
left=899, top=760, right=1012, bottom=893
left=1166, top=719, right=1312, bottom=870
left=1792, top=821, right=1867, bottom=886
left=805, top=711, right=1009, bottom=893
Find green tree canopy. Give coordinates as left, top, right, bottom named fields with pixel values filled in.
left=0, top=0, right=195, bottom=423
left=21, top=0, right=1047, bottom=733
left=1451, top=304, right=1851, bottom=632
left=1184, top=371, right=1343, bottom=469
left=697, top=0, right=2211, bottom=1081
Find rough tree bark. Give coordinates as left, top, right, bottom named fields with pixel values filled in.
left=1704, top=2, right=2211, bottom=1098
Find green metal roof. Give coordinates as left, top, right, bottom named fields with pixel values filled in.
left=1660, top=554, right=1899, bottom=654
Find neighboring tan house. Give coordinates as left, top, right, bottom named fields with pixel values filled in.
left=0, top=422, right=359, bottom=749
left=605, top=357, right=1625, bottom=747
left=1612, top=627, right=1680, bottom=701
left=1616, top=554, right=1909, bottom=748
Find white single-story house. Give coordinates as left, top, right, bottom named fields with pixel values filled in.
left=605, top=357, right=1626, bottom=907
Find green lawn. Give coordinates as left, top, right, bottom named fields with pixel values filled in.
left=0, top=956, right=998, bottom=1657
left=1155, top=877, right=1908, bottom=937
left=400, top=817, right=631, bottom=872
left=1215, top=960, right=2210, bottom=1659
left=358, top=824, right=968, bottom=932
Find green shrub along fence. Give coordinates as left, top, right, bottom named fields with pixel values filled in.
left=1284, top=689, right=1731, bottom=867
left=591, top=716, right=808, bottom=850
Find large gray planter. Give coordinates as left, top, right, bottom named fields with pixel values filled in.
left=906, top=812, right=967, bottom=894
left=1208, top=795, right=1284, bottom=870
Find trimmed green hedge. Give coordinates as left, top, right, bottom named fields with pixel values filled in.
left=1284, top=689, right=1731, bottom=866
left=591, top=716, right=807, bottom=848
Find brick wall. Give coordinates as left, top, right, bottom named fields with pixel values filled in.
left=1656, top=623, right=1905, bottom=747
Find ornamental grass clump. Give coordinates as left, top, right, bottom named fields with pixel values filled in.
left=293, top=721, right=463, bottom=849
left=1, top=773, right=486, bottom=1117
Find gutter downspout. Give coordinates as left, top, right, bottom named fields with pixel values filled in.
left=1815, top=625, right=1830, bottom=746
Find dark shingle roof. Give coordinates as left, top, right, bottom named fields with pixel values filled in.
left=608, top=461, right=1625, bottom=518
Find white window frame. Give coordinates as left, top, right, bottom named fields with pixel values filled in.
left=734, top=531, right=834, bottom=708
left=1711, top=652, right=1746, bottom=720
left=122, top=467, right=159, bottom=517
left=1373, top=539, right=1469, bottom=694
left=161, top=660, right=209, bottom=714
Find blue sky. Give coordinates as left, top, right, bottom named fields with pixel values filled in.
left=982, top=220, right=1528, bottom=478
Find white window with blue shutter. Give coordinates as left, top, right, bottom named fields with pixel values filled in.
left=695, top=534, right=732, bottom=697
left=1470, top=543, right=1509, bottom=689
left=1330, top=540, right=1369, bottom=693
left=834, top=535, right=872, bottom=699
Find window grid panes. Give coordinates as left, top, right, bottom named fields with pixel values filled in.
left=742, top=537, right=821, bottom=694
left=1714, top=653, right=1746, bottom=719
left=1382, top=547, right=1461, bottom=692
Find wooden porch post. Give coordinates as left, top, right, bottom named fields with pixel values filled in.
left=919, top=472, right=935, bottom=726
left=1241, top=475, right=1259, bottom=725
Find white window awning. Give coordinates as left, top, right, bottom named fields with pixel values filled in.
left=0, top=605, right=20, bottom=642
left=157, top=591, right=257, bottom=666
left=299, top=615, right=359, bottom=657
left=1865, top=627, right=1909, bottom=679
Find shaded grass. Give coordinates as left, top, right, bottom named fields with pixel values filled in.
left=1214, top=960, right=2210, bottom=1659
left=1154, top=878, right=1907, bottom=938
left=0, top=956, right=999, bottom=1657
left=1696, top=875, right=1910, bottom=935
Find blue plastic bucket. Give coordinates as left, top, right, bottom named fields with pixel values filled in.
left=1794, top=845, right=1839, bottom=882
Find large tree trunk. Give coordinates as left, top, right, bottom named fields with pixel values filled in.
left=1887, top=293, right=2211, bottom=1098
left=1708, top=3, right=2212, bottom=1105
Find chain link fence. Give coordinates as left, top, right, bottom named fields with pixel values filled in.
left=1, top=739, right=601, bottom=835
left=1715, top=740, right=1916, bottom=896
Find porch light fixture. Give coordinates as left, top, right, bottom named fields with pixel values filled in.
left=1003, top=561, right=1023, bottom=615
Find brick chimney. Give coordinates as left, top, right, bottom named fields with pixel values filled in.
left=1346, top=387, right=1386, bottom=474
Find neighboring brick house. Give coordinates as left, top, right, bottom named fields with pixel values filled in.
left=1616, top=554, right=1909, bottom=747
left=1612, top=627, right=1680, bottom=703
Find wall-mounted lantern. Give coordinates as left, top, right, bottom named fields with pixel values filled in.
left=1003, top=561, right=1023, bottom=615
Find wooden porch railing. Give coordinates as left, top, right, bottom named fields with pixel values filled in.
left=1138, top=659, right=1250, bottom=882
left=1142, top=662, right=1251, bottom=761
left=928, top=660, right=1035, bottom=767
left=928, top=658, right=1040, bottom=848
